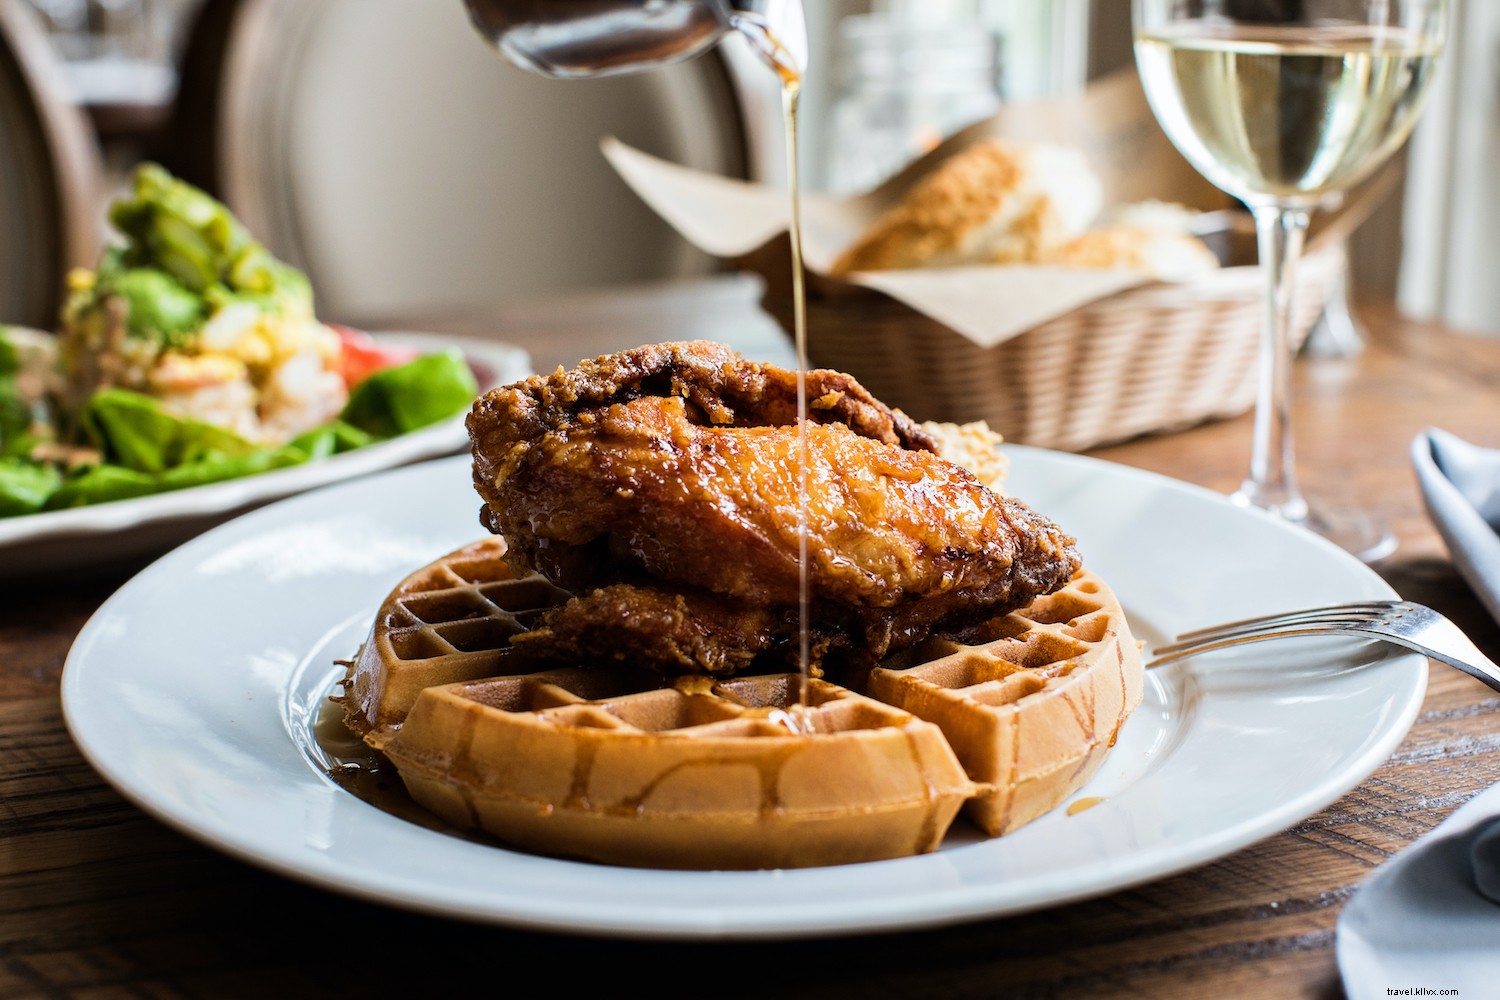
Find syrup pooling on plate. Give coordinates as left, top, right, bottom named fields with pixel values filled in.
left=1066, top=796, right=1105, bottom=816
left=313, top=679, right=451, bottom=832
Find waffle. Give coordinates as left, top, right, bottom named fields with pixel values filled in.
left=342, top=538, right=569, bottom=748
left=386, top=670, right=974, bottom=870
left=343, top=541, right=1141, bottom=868
left=868, top=568, right=1144, bottom=836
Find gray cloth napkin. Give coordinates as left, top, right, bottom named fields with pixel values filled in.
left=1336, top=430, right=1500, bottom=998
left=1411, top=428, right=1500, bottom=625
left=1337, top=782, right=1500, bottom=998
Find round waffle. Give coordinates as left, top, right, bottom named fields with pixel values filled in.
left=343, top=538, right=568, bottom=749
left=868, top=569, right=1144, bottom=837
left=386, top=669, right=974, bottom=870
left=342, top=538, right=1142, bottom=868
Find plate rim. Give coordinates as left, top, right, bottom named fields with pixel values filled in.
left=59, top=446, right=1429, bottom=939
left=0, top=415, right=467, bottom=544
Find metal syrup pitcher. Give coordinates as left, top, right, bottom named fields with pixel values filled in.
left=462, top=0, right=806, bottom=78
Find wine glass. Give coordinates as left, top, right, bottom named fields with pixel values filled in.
left=1133, top=0, right=1447, bottom=562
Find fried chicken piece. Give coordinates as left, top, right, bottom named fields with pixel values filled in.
left=508, top=564, right=1077, bottom=677
left=509, top=582, right=799, bottom=676
left=476, top=339, right=937, bottom=461
left=509, top=579, right=906, bottom=677
left=468, top=343, right=1080, bottom=673
left=480, top=392, right=1075, bottom=608
left=471, top=340, right=940, bottom=590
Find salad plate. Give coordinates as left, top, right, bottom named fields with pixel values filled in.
left=61, top=447, right=1427, bottom=938
left=0, top=331, right=529, bottom=577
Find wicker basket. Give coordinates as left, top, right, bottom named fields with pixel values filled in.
left=743, top=239, right=1342, bottom=453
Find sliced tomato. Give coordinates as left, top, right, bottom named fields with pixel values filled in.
left=332, top=324, right=420, bottom=387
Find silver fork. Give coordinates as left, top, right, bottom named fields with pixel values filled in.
left=1147, top=599, right=1500, bottom=692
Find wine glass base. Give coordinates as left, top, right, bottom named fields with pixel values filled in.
left=1229, top=490, right=1397, bottom=564
left=1301, top=505, right=1398, bottom=563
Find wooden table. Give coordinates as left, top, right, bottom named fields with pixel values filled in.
left=4, top=275, right=1497, bottom=999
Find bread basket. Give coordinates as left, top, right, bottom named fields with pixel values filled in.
left=742, top=231, right=1341, bottom=454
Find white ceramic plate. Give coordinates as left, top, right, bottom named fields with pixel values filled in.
left=61, top=448, right=1427, bottom=939
left=0, top=332, right=529, bottom=576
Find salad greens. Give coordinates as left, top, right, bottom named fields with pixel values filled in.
left=0, top=162, right=487, bottom=522
left=341, top=352, right=485, bottom=439
left=60, top=165, right=311, bottom=359
left=0, top=328, right=45, bottom=462
left=78, top=163, right=314, bottom=348
left=0, top=460, right=61, bottom=518
left=0, top=333, right=476, bottom=518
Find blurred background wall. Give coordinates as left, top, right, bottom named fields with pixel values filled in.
left=205, top=0, right=746, bottom=321
left=1394, top=0, right=1500, bottom=336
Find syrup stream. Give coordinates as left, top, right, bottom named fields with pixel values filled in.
left=734, top=13, right=813, bottom=733
left=785, top=79, right=811, bottom=730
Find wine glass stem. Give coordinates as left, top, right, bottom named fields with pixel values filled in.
left=1240, top=203, right=1311, bottom=523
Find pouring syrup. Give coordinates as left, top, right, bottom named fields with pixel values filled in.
left=741, top=19, right=816, bottom=731
left=463, top=0, right=816, bottom=730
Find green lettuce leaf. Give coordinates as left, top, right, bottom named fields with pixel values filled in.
left=0, top=326, right=17, bottom=375
left=341, top=350, right=476, bottom=438
left=4, top=345, right=478, bottom=518
left=289, top=420, right=377, bottom=460
left=43, top=447, right=310, bottom=510
left=44, top=464, right=160, bottom=509
left=0, top=378, right=28, bottom=455
left=0, top=459, right=62, bottom=516
left=86, top=389, right=256, bottom=473
left=156, top=445, right=307, bottom=490
left=0, top=330, right=33, bottom=456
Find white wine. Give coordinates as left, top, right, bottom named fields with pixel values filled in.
left=1136, top=24, right=1440, bottom=203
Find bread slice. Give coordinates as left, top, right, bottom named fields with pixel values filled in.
left=830, top=141, right=1103, bottom=275
left=1042, top=225, right=1220, bottom=281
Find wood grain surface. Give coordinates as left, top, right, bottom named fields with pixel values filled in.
left=4, top=277, right=1498, bottom=999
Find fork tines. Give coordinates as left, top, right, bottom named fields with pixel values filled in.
left=1170, top=600, right=1409, bottom=642
left=1146, top=600, right=1500, bottom=692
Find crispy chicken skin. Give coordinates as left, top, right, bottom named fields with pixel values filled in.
left=475, top=339, right=937, bottom=456
left=509, top=582, right=795, bottom=676
left=467, top=342, right=1081, bottom=673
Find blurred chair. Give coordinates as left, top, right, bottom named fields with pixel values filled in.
left=0, top=0, right=102, bottom=329
left=159, top=0, right=750, bottom=325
